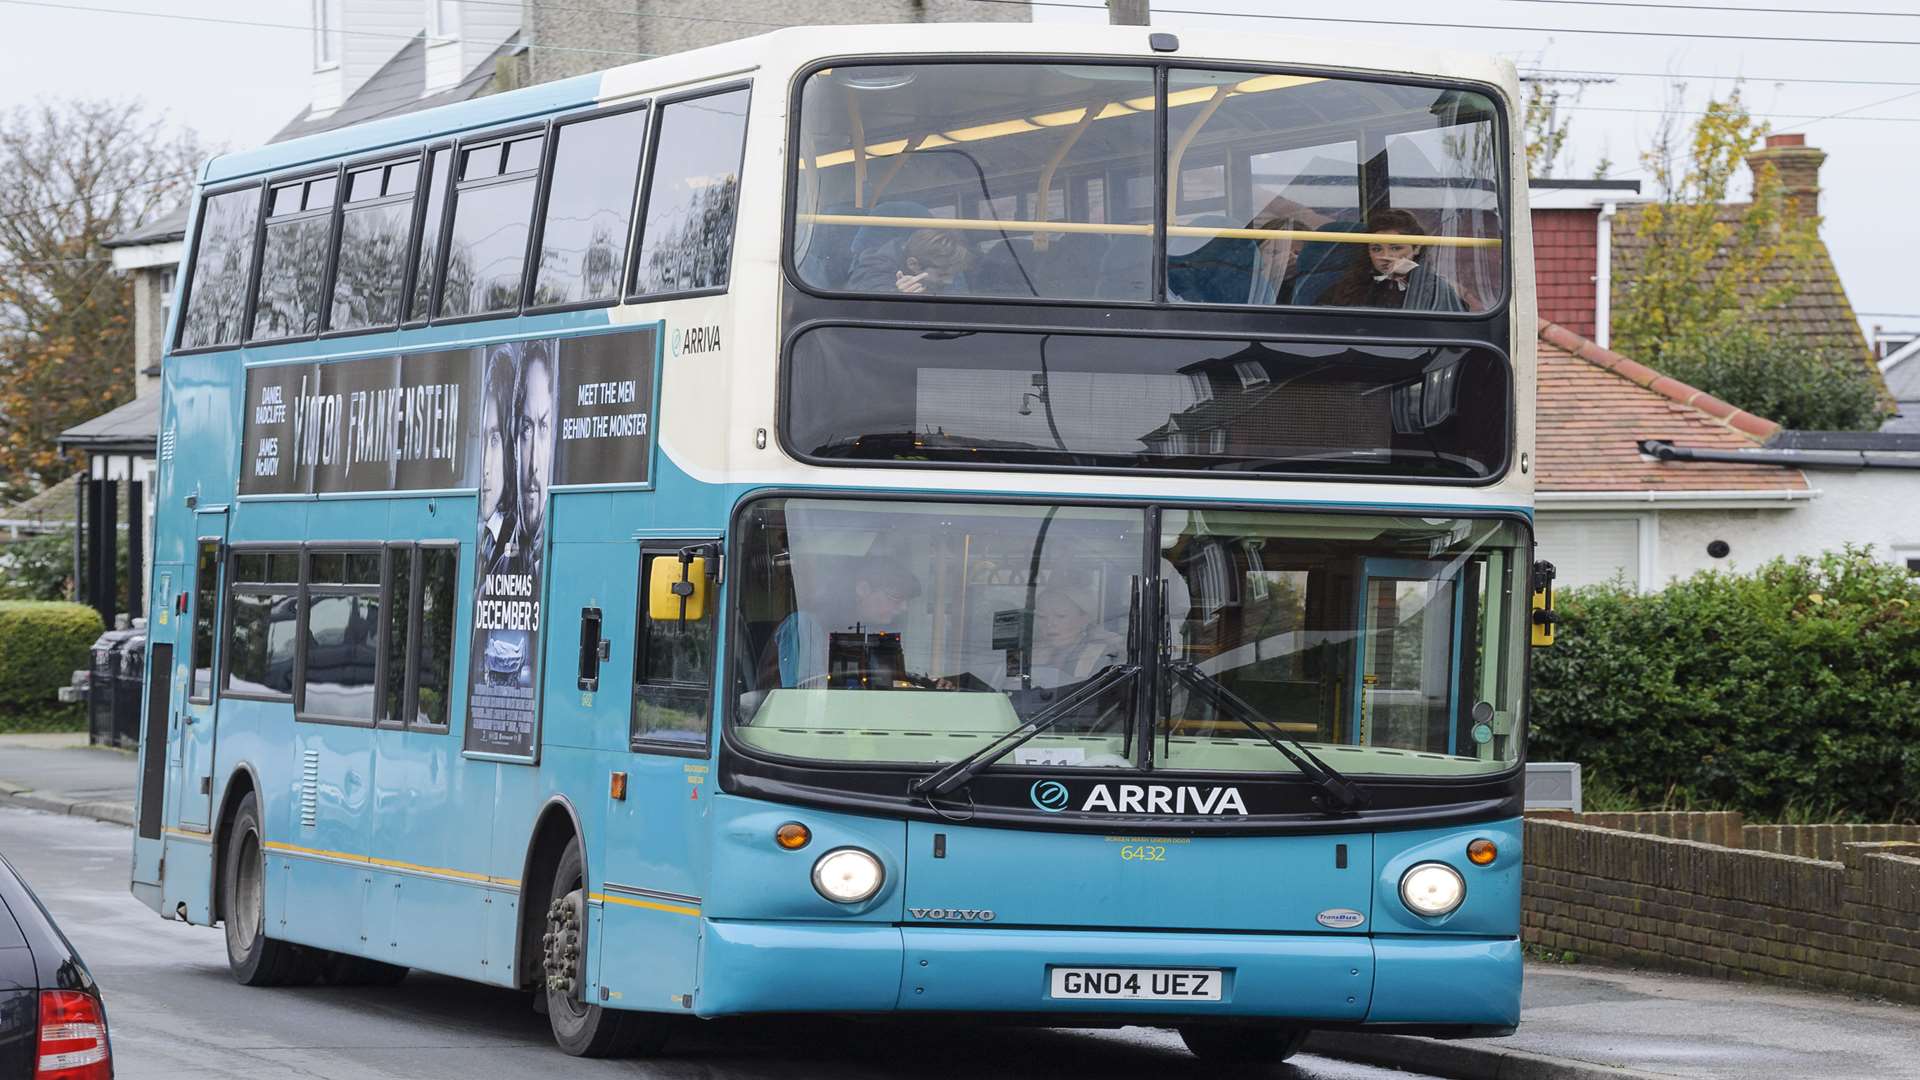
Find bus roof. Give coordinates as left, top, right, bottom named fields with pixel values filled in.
left=204, top=22, right=1519, bottom=187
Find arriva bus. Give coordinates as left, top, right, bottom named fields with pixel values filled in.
left=132, top=22, right=1548, bottom=1063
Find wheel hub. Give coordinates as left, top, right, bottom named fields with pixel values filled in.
left=543, top=891, right=583, bottom=996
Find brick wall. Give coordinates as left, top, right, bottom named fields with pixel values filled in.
left=1531, top=209, right=1598, bottom=339
left=1524, top=816, right=1920, bottom=1003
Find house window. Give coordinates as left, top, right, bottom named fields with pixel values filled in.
left=314, top=0, right=341, bottom=68
left=1533, top=516, right=1643, bottom=591
left=429, top=0, right=459, bottom=39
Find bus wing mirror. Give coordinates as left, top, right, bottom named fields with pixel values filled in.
left=1530, top=559, right=1558, bottom=647
left=648, top=555, right=708, bottom=623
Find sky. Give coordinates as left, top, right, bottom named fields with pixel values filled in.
left=1, top=0, right=1915, bottom=345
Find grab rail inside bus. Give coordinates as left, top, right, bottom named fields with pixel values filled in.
left=795, top=213, right=1503, bottom=248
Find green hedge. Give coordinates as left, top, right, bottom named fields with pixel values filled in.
left=0, top=601, right=104, bottom=724
left=1530, top=549, right=1920, bottom=823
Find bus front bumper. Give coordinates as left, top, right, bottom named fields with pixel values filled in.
left=693, top=920, right=1520, bottom=1028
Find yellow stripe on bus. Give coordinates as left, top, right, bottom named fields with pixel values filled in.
left=591, top=892, right=702, bottom=918
left=262, top=840, right=520, bottom=888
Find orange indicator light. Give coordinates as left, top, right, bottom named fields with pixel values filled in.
left=1467, top=838, right=1498, bottom=866
left=609, top=772, right=627, bottom=801
left=776, top=822, right=812, bottom=850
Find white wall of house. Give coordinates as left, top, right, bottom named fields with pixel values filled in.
left=1538, top=472, right=1920, bottom=591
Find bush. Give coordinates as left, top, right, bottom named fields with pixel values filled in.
left=0, top=530, right=78, bottom=601
left=1658, top=327, right=1885, bottom=433
left=1530, top=549, right=1920, bottom=823
left=0, top=601, right=103, bottom=728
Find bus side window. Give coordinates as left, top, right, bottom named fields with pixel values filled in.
left=189, top=539, right=222, bottom=702
left=630, top=85, right=750, bottom=298
left=414, top=546, right=459, bottom=728
left=632, top=548, right=716, bottom=753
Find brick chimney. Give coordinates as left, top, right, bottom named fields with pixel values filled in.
left=1746, top=132, right=1826, bottom=221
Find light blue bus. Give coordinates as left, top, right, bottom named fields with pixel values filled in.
left=132, top=22, right=1544, bottom=1062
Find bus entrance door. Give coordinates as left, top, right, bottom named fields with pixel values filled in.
left=178, top=515, right=229, bottom=830
left=1350, top=558, right=1464, bottom=754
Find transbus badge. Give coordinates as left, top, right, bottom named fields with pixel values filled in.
left=1316, top=909, right=1366, bottom=929
left=1030, top=780, right=1071, bottom=812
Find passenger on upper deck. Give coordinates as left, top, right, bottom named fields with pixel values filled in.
left=845, top=227, right=975, bottom=295
left=1320, top=209, right=1465, bottom=313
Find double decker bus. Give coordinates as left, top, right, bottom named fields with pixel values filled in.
left=133, top=22, right=1542, bottom=1062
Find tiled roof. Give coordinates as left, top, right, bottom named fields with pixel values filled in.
left=1610, top=203, right=1878, bottom=384
left=56, top=392, right=159, bottom=454
left=103, top=207, right=189, bottom=249
left=1536, top=321, right=1810, bottom=494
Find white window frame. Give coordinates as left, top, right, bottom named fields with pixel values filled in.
left=313, top=0, right=341, bottom=70
left=429, top=0, right=460, bottom=42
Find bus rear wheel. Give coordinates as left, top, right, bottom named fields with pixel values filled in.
left=1177, top=1023, right=1310, bottom=1064
left=221, top=790, right=320, bottom=986
left=542, top=837, right=668, bottom=1057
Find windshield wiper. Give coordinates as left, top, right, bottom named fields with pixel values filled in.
left=1166, top=661, right=1371, bottom=815
left=909, top=664, right=1138, bottom=800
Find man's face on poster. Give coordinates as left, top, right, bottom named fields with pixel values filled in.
left=516, top=352, right=554, bottom=533
left=482, top=379, right=509, bottom=517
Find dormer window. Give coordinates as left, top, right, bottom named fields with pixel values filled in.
left=313, top=0, right=341, bottom=69
left=429, top=0, right=459, bottom=42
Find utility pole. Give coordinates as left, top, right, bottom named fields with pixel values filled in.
left=1108, top=0, right=1150, bottom=25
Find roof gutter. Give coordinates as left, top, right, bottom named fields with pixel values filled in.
left=1537, top=488, right=1818, bottom=508
left=1640, top=439, right=1920, bottom=471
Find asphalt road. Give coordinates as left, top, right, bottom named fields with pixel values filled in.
left=0, top=806, right=1440, bottom=1080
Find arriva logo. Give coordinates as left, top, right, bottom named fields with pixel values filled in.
left=1030, top=780, right=1071, bottom=812
left=1028, top=781, right=1249, bottom=816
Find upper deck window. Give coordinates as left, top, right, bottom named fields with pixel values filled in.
left=252, top=172, right=339, bottom=340
left=178, top=186, right=262, bottom=350
left=330, top=156, right=420, bottom=332
left=1164, top=69, right=1503, bottom=312
left=631, top=87, right=750, bottom=297
left=441, top=132, right=544, bottom=318
left=793, top=65, right=1157, bottom=302
left=532, top=107, right=648, bottom=307
left=790, top=63, right=1506, bottom=313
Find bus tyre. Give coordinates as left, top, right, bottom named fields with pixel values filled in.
left=1177, top=1024, right=1310, bottom=1064
left=221, top=791, right=311, bottom=987
left=542, top=838, right=667, bottom=1058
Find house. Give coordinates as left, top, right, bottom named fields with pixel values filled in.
left=1610, top=134, right=1880, bottom=386
left=1529, top=135, right=1920, bottom=588
left=1881, top=337, right=1920, bottom=435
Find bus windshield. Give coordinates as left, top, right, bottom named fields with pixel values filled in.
left=730, top=498, right=1527, bottom=778
left=790, top=62, right=1505, bottom=310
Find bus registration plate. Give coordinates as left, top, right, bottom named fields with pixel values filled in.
left=1048, top=967, right=1222, bottom=1001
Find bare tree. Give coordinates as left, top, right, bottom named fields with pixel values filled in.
left=0, top=99, right=206, bottom=500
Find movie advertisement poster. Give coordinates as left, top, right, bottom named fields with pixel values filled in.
left=237, top=326, right=658, bottom=760
left=465, top=330, right=657, bottom=757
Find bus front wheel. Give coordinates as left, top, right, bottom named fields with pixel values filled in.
left=1177, top=1024, right=1310, bottom=1064
left=542, top=837, right=668, bottom=1057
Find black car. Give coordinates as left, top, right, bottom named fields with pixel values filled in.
left=0, top=850, right=112, bottom=1078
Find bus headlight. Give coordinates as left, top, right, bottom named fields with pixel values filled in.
left=811, top=847, right=884, bottom=904
left=1399, top=862, right=1466, bottom=917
